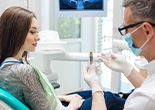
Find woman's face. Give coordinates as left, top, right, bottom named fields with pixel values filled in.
left=22, top=17, right=40, bottom=52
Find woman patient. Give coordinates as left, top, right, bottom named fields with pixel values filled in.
left=0, top=6, right=85, bottom=110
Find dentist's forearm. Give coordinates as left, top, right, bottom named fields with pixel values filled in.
left=92, top=91, right=107, bottom=110
left=127, top=68, right=146, bottom=88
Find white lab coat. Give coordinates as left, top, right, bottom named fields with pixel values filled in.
left=124, top=59, right=155, bottom=110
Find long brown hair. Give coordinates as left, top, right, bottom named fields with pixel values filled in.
left=0, top=6, right=36, bottom=63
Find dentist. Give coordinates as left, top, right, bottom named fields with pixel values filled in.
left=84, top=0, right=155, bottom=109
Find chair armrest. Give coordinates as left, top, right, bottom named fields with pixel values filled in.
left=0, top=88, right=30, bottom=110
left=51, top=82, right=60, bottom=89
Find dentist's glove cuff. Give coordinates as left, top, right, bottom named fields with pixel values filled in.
left=92, top=88, right=103, bottom=94
left=123, top=64, right=133, bottom=77
left=91, top=82, right=103, bottom=94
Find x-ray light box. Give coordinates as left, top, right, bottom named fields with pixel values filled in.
left=56, top=0, right=107, bottom=17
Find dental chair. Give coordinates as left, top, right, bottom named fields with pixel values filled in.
left=0, top=88, right=30, bottom=110
left=0, top=82, right=59, bottom=110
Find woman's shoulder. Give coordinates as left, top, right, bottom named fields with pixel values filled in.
left=0, top=63, right=33, bottom=75
left=10, top=63, right=37, bottom=79
left=12, top=63, right=33, bottom=72
left=12, top=64, right=41, bottom=86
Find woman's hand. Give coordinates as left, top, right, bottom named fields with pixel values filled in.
left=65, top=95, right=85, bottom=110
left=58, top=94, right=82, bottom=102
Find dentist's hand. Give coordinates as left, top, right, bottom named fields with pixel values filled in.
left=83, top=63, right=102, bottom=94
left=98, top=52, right=133, bottom=77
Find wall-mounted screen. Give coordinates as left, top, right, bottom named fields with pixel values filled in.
left=56, top=0, right=107, bottom=17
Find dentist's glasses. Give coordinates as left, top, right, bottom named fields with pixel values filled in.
left=118, top=21, right=155, bottom=36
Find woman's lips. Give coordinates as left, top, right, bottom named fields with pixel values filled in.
left=32, top=43, right=37, bottom=47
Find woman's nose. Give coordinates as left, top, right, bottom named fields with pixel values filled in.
left=36, top=33, right=40, bottom=41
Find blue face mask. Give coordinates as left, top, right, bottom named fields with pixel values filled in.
left=124, top=34, right=142, bottom=56
left=123, top=25, right=149, bottom=56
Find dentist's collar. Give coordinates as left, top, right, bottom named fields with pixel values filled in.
left=144, top=59, right=155, bottom=75
left=134, top=56, right=148, bottom=70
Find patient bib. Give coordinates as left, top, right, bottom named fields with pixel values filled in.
left=31, top=65, right=62, bottom=110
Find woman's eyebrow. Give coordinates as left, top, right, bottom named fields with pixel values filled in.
left=30, top=27, right=37, bottom=29
left=30, top=27, right=39, bottom=30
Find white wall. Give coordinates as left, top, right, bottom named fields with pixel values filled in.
left=80, top=18, right=97, bottom=90
left=111, top=0, right=124, bottom=92
left=51, top=41, right=82, bottom=94
left=0, top=0, right=26, bottom=15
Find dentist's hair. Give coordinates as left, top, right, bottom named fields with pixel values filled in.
left=0, top=6, right=36, bottom=63
left=123, top=0, right=155, bottom=22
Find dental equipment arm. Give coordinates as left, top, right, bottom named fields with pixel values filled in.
left=37, top=52, right=100, bottom=62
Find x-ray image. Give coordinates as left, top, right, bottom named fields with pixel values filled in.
left=60, top=0, right=103, bottom=10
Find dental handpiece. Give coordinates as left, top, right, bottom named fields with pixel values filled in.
left=89, top=52, right=93, bottom=65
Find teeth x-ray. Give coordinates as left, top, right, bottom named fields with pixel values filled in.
left=60, top=0, right=103, bottom=10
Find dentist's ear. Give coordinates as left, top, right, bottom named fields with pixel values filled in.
left=142, top=22, right=154, bottom=40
